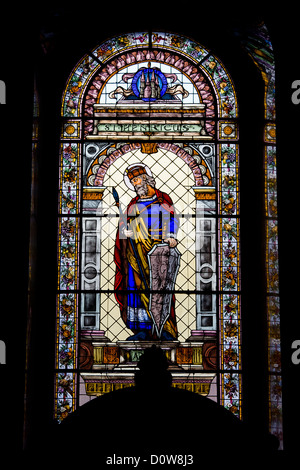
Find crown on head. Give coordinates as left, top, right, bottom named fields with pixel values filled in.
left=127, top=166, right=147, bottom=180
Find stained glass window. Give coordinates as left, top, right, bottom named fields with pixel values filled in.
left=53, top=29, right=281, bottom=447
left=240, top=23, right=282, bottom=447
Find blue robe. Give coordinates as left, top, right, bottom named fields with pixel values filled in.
left=114, top=189, right=179, bottom=339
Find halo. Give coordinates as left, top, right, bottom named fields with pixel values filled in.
left=124, top=163, right=152, bottom=191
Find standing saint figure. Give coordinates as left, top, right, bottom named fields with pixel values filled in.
left=114, top=163, right=180, bottom=341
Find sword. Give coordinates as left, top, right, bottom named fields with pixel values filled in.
left=112, top=188, right=149, bottom=291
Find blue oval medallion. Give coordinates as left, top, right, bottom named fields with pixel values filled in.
left=132, top=68, right=167, bottom=101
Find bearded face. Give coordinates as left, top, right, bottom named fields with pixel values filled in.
left=135, top=179, right=149, bottom=197
left=134, top=175, right=156, bottom=197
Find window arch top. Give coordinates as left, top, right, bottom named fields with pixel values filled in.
left=62, top=31, right=238, bottom=121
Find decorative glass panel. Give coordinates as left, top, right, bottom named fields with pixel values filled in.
left=242, top=23, right=282, bottom=447
left=55, top=31, right=246, bottom=436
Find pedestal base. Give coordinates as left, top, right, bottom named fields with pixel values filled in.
left=79, top=331, right=217, bottom=401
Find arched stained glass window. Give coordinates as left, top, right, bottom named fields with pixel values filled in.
left=55, top=30, right=241, bottom=422
left=53, top=28, right=282, bottom=447
left=239, top=22, right=282, bottom=445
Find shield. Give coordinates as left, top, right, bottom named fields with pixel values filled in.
left=147, top=243, right=181, bottom=338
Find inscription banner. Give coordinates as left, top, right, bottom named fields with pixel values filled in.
left=97, top=123, right=203, bottom=133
